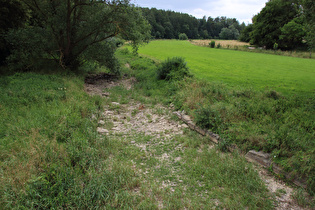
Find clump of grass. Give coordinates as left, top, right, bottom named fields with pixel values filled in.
left=157, top=57, right=192, bottom=81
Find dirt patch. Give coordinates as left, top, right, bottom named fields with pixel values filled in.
left=84, top=73, right=136, bottom=96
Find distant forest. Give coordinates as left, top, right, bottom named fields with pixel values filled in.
left=140, top=8, right=246, bottom=40
left=140, top=0, right=315, bottom=52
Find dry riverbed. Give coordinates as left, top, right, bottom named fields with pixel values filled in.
left=85, top=73, right=309, bottom=209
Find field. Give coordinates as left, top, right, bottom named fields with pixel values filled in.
left=137, top=40, right=315, bottom=96
left=190, top=39, right=250, bottom=48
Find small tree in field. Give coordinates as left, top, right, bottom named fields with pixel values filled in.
left=178, top=33, right=188, bottom=40
left=209, top=41, right=215, bottom=48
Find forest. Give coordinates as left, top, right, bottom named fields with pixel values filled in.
left=140, top=8, right=245, bottom=40
left=140, top=0, right=314, bottom=52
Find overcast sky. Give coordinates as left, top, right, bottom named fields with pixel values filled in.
left=131, top=0, right=268, bottom=24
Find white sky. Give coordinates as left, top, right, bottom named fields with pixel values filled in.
left=131, top=0, right=268, bottom=24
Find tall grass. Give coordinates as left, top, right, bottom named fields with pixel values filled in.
left=0, top=72, right=140, bottom=208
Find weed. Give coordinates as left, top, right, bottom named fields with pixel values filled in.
left=209, top=40, right=215, bottom=48
left=131, top=108, right=139, bottom=116
left=194, top=105, right=222, bottom=131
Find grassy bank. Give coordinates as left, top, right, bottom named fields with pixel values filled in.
left=118, top=47, right=315, bottom=197
left=0, top=70, right=277, bottom=208
left=137, top=40, right=315, bottom=96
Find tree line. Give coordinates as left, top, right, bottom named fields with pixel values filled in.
left=140, top=8, right=246, bottom=40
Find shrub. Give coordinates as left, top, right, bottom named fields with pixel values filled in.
left=178, top=33, right=188, bottom=40
left=194, top=105, right=222, bottom=131
left=157, top=57, right=192, bottom=81
left=209, top=41, right=215, bottom=48
left=217, top=43, right=221, bottom=48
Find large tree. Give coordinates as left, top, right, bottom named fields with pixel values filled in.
left=250, top=0, right=300, bottom=49
left=6, top=0, right=150, bottom=70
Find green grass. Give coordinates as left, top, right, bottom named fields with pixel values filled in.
left=137, top=40, right=315, bottom=96
left=0, top=70, right=276, bottom=209
left=117, top=48, right=315, bottom=197
left=0, top=72, right=142, bottom=208
left=0, top=46, right=313, bottom=208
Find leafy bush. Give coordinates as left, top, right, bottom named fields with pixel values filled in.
left=217, top=43, right=222, bottom=48
left=209, top=41, right=216, bottom=48
left=178, top=33, right=188, bottom=40
left=194, top=105, right=222, bottom=131
left=157, top=57, right=192, bottom=81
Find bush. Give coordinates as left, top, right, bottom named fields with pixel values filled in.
left=217, top=43, right=221, bottom=48
left=209, top=41, right=215, bottom=48
left=194, top=105, right=222, bottom=131
left=178, top=33, right=188, bottom=40
left=157, top=57, right=192, bottom=81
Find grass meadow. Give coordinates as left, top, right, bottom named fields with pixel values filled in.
left=137, top=40, right=315, bottom=96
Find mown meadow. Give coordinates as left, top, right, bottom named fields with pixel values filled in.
left=137, top=40, right=315, bottom=96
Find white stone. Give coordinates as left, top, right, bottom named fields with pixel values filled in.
left=97, top=127, right=109, bottom=134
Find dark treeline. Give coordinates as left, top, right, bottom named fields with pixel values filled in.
left=140, top=8, right=246, bottom=40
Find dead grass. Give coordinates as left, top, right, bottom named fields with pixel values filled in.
left=190, top=39, right=250, bottom=48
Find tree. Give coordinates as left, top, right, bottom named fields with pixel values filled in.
left=178, top=33, right=188, bottom=40
left=301, top=0, right=315, bottom=57
left=250, top=0, right=300, bottom=49
left=239, top=24, right=253, bottom=42
left=6, top=0, right=151, bottom=71
left=279, top=17, right=306, bottom=50
left=0, top=0, right=27, bottom=65
left=219, top=25, right=239, bottom=40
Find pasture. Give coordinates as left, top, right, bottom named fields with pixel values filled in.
left=137, top=40, right=315, bottom=96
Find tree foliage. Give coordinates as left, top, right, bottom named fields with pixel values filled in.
left=249, top=0, right=312, bottom=50
left=140, top=8, right=245, bottom=40
left=0, top=0, right=27, bottom=65
left=219, top=26, right=240, bottom=40
left=250, top=0, right=301, bottom=49
left=301, top=0, right=315, bottom=57
left=5, top=0, right=151, bottom=71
